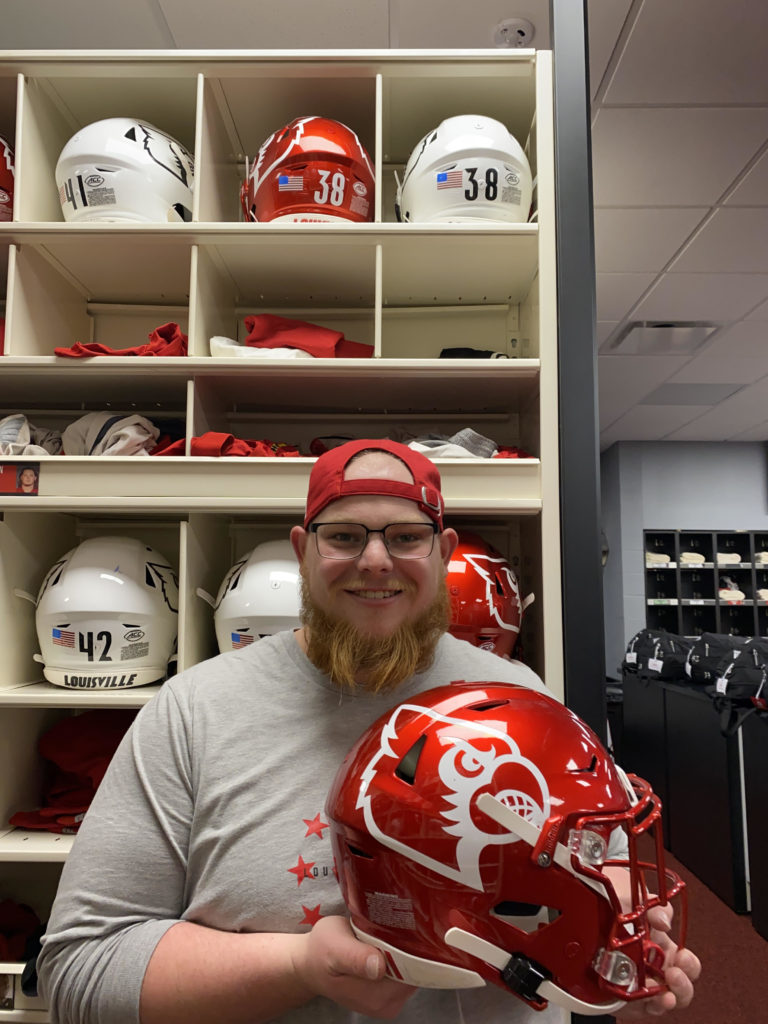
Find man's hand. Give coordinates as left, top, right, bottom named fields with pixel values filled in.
left=615, top=906, right=701, bottom=1018
left=291, top=916, right=417, bottom=1019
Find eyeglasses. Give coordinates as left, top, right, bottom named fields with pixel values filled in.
left=309, top=522, right=438, bottom=560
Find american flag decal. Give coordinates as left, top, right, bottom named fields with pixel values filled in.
left=231, top=632, right=255, bottom=649
left=52, top=628, right=75, bottom=648
left=436, top=170, right=463, bottom=189
left=278, top=174, right=304, bottom=191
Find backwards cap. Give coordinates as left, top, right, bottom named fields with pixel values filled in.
left=303, top=439, right=444, bottom=530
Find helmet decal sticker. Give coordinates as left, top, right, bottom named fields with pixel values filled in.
left=136, top=123, right=192, bottom=186
left=145, top=561, right=180, bottom=613
left=464, top=553, right=522, bottom=634
left=358, top=702, right=550, bottom=891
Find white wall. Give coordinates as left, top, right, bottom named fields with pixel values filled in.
left=601, top=440, right=768, bottom=675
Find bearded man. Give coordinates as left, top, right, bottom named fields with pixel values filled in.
left=38, top=440, right=698, bottom=1024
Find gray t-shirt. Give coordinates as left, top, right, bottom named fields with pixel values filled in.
left=37, top=631, right=566, bottom=1024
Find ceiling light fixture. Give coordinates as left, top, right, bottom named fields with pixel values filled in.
left=606, top=321, right=719, bottom=356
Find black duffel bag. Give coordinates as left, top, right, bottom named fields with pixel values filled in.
left=622, top=629, right=691, bottom=681
left=684, top=632, right=747, bottom=686
left=709, top=637, right=768, bottom=736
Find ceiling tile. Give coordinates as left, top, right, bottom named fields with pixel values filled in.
left=158, top=0, right=390, bottom=48
left=393, top=0, right=549, bottom=49
left=600, top=403, right=711, bottom=447
left=670, top=208, right=768, bottom=274
left=641, top=382, right=744, bottom=406
left=725, top=147, right=768, bottom=206
left=594, top=208, right=707, bottom=273
left=669, top=357, right=768, bottom=387
left=586, top=0, right=632, bottom=98
left=602, top=0, right=768, bottom=105
left=598, top=353, right=691, bottom=428
left=746, top=298, right=768, bottom=320
left=665, top=377, right=768, bottom=440
left=591, top=108, right=768, bottom=206
left=633, top=273, right=768, bottom=322
left=687, top=319, right=768, bottom=360
left=728, top=419, right=768, bottom=441
left=0, top=0, right=174, bottom=48
left=595, top=272, right=656, bottom=321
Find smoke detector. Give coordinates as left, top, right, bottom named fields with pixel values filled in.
left=492, top=18, right=535, bottom=48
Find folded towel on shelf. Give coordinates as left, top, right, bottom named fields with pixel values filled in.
left=756, top=551, right=768, bottom=566
left=680, top=551, right=706, bottom=564
left=645, top=552, right=671, bottom=566
left=717, top=551, right=742, bottom=565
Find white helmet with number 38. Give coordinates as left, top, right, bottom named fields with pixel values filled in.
left=35, top=536, right=179, bottom=689
left=213, top=540, right=301, bottom=653
left=55, top=117, right=194, bottom=223
left=396, top=114, right=532, bottom=224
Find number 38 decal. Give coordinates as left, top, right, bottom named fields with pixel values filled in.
left=313, top=169, right=346, bottom=207
left=464, top=167, right=498, bottom=201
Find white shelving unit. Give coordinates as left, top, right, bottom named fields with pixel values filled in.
left=0, top=50, right=563, bottom=1016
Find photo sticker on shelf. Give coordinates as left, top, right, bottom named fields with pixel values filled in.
left=0, top=461, right=40, bottom=495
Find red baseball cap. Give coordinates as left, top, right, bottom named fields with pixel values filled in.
left=303, top=439, right=445, bottom=529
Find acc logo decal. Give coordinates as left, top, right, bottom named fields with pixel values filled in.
left=357, top=703, right=550, bottom=891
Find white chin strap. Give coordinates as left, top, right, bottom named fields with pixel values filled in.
left=352, top=792, right=628, bottom=1016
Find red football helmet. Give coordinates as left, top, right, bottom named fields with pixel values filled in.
left=0, top=134, right=14, bottom=221
left=327, top=681, right=686, bottom=1016
left=446, top=532, right=526, bottom=658
left=240, top=116, right=375, bottom=224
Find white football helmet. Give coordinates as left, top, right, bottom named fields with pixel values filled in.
left=396, top=115, right=532, bottom=224
left=55, top=117, right=194, bottom=223
left=35, top=536, right=179, bottom=689
left=214, top=540, right=300, bottom=652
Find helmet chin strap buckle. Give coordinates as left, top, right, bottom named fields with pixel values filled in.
left=500, top=953, right=550, bottom=1008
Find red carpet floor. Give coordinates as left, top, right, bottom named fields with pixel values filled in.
left=658, top=849, right=768, bottom=1023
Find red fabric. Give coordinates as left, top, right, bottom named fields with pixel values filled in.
left=493, top=445, right=534, bottom=459
left=151, top=433, right=303, bottom=457
left=243, top=314, right=373, bottom=359
left=0, top=899, right=41, bottom=961
left=303, top=438, right=444, bottom=530
left=8, top=710, right=136, bottom=835
left=54, top=321, right=188, bottom=358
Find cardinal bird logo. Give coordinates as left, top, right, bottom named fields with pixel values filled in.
left=357, top=703, right=550, bottom=891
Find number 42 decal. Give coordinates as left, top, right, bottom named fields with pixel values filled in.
left=78, top=631, right=112, bottom=662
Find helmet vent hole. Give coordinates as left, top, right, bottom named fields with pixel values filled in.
left=569, top=755, right=598, bottom=774
left=468, top=699, right=510, bottom=713
left=123, top=127, right=137, bottom=141
left=395, top=735, right=426, bottom=784
left=346, top=842, right=374, bottom=859
left=493, top=900, right=543, bottom=917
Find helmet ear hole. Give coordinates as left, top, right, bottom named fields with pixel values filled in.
left=395, top=735, right=427, bottom=784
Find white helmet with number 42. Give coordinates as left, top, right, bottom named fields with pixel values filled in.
left=35, top=536, right=179, bottom=689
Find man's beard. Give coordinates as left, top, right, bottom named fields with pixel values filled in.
left=300, top=573, right=450, bottom=694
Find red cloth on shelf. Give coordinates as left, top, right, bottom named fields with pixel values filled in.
left=54, top=321, right=188, bottom=358
left=243, top=314, right=373, bottom=359
left=0, top=899, right=41, bottom=961
left=493, top=445, right=534, bottom=459
left=151, top=432, right=303, bottom=457
left=8, top=710, right=137, bottom=835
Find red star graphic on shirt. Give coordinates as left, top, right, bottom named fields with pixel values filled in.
left=303, top=813, right=329, bottom=839
left=300, top=904, right=323, bottom=927
left=287, top=855, right=315, bottom=886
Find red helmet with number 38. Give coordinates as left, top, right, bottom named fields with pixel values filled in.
left=240, top=116, right=375, bottom=224
left=327, top=681, right=686, bottom=1016
left=446, top=532, right=525, bottom=658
